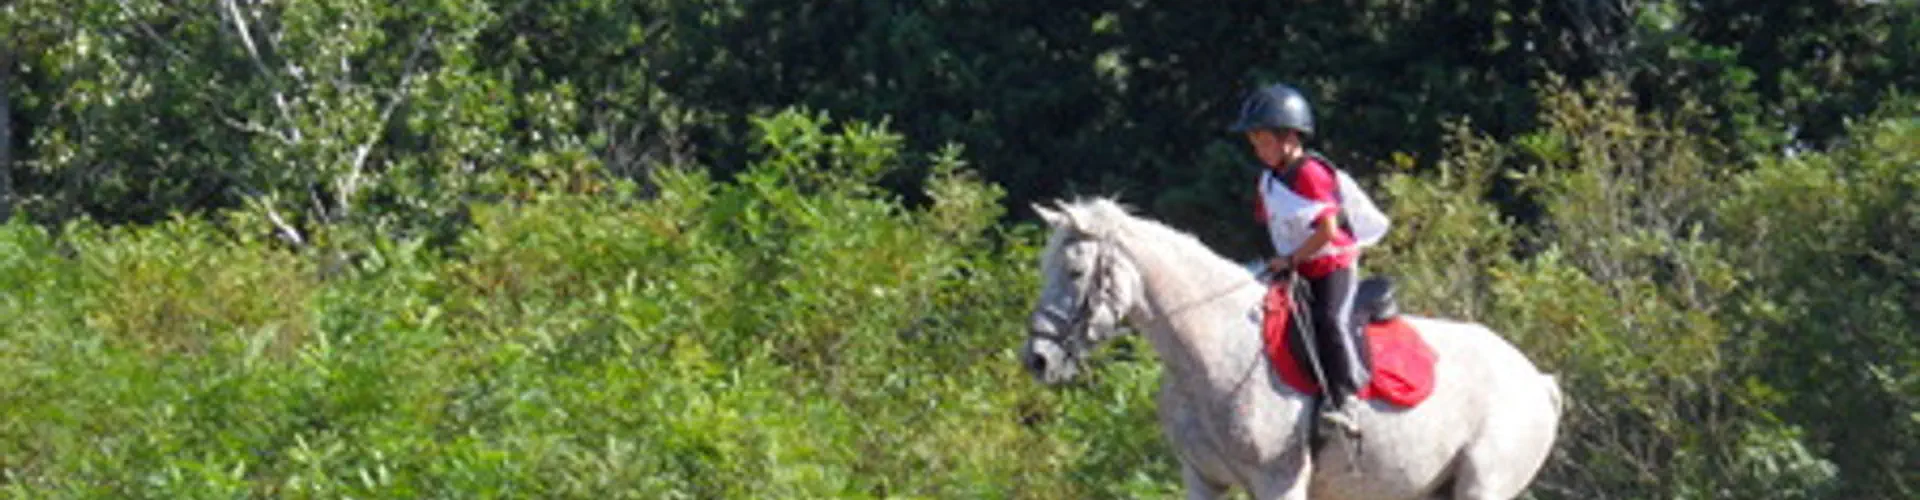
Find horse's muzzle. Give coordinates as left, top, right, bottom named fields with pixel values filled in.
left=1024, top=347, right=1049, bottom=375
left=1022, top=336, right=1076, bottom=385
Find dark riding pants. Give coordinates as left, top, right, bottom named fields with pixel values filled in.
left=1308, top=264, right=1370, bottom=407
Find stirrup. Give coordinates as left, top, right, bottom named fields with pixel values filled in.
left=1316, top=403, right=1366, bottom=474
left=1317, top=408, right=1363, bottom=438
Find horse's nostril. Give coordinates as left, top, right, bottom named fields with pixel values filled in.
left=1026, top=351, right=1048, bottom=374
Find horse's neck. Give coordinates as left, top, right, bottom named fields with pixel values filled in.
left=1109, top=219, right=1267, bottom=393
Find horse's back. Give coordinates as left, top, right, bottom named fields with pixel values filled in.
left=1310, top=315, right=1561, bottom=500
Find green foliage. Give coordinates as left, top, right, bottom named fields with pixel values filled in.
left=1712, top=96, right=1919, bottom=498
left=2, top=0, right=649, bottom=244
left=1369, top=76, right=1914, bottom=499
left=9, top=0, right=1916, bottom=257
left=1367, top=121, right=1519, bottom=323
left=1684, top=1, right=1920, bottom=151
left=0, top=110, right=1189, bottom=498
left=2, top=2, right=1915, bottom=498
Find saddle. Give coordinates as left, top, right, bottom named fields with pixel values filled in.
left=1283, top=276, right=1398, bottom=380
left=1261, top=274, right=1436, bottom=408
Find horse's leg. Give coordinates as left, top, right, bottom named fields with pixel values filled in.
left=1246, top=450, right=1312, bottom=500
left=1181, top=463, right=1229, bottom=500
left=1451, top=374, right=1561, bottom=500
left=1164, top=385, right=1233, bottom=500
left=1449, top=455, right=1507, bottom=500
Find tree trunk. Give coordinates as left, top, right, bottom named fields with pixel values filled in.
left=0, top=46, right=13, bottom=221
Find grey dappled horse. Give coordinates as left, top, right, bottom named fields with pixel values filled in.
left=1021, top=197, right=1563, bottom=500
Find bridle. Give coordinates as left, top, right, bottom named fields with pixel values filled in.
left=1032, top=234, right=1117, bottom=352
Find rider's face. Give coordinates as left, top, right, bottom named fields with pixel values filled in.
left=1244, top=129, right=1300, bottom=168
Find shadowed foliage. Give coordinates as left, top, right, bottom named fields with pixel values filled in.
left=0, top=1, right=1914, bottom=497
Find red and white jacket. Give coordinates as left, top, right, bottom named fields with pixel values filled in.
left=1254, top=156, right=1388, bottom=279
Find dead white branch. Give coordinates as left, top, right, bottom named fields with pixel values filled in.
left=221, top=0, right=301, bottom=142
left=337, top=28, right=434, bottom=218
left=261, top=199, right=305, bottom=247
left=230, top=187, right=305, bottom=247
left=0, top=46, right=12, bottom=219
left=220, top=115, right=296, bottom=145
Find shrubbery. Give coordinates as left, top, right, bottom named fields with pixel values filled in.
left=1, top=71, right=1913, bottom=500
left=1367, top=78, right=1913, bottom=499
left=0, top=109, right=1186, bottom=498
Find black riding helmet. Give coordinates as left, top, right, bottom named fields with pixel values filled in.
left=1228, top=83, right=1314, bottom=137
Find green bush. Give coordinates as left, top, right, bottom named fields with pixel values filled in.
left=1366, top=76, right=1872, bottom=499
left=0, top=108, right=1192, bottom=498
left=1713, top=96, right=1918, bottom=498
left=1, top=77, right=1911, bottom=499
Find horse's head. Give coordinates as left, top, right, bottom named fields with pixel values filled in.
left=1022, top=199, right=1144, bottom=386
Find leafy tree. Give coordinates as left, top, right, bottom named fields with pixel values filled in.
left=1, top=1, right=1915, bottom=497
left=1714, top=96, right=1919, bottom=498
left=1, top=46, right=12, bottom=221
left=5, top=1, right=617, bottom=242
left=1684, top=0, right=1920, bottom=151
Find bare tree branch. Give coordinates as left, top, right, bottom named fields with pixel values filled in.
left=261, top=200, right=303, bottom=246
left=220, top=115, right=295, bottom=145
left=221, top=0, right=301, bottom=142
left=337, top=27, right=434, bottom=219
left=232, top=188, right=304, bottom=247
left=0, top=46, right=12, bottom=220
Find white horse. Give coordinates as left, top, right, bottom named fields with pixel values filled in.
left=1021, top=197, right=1563, bottom=500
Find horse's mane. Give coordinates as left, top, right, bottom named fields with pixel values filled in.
left=1051, top=196, right=1245, bottom=274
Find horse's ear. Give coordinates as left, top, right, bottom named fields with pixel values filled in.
left=1032, top=201, right=1068, bottom=228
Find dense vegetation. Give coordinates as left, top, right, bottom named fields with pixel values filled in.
left=2, top=1, right=1914, bottom=498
